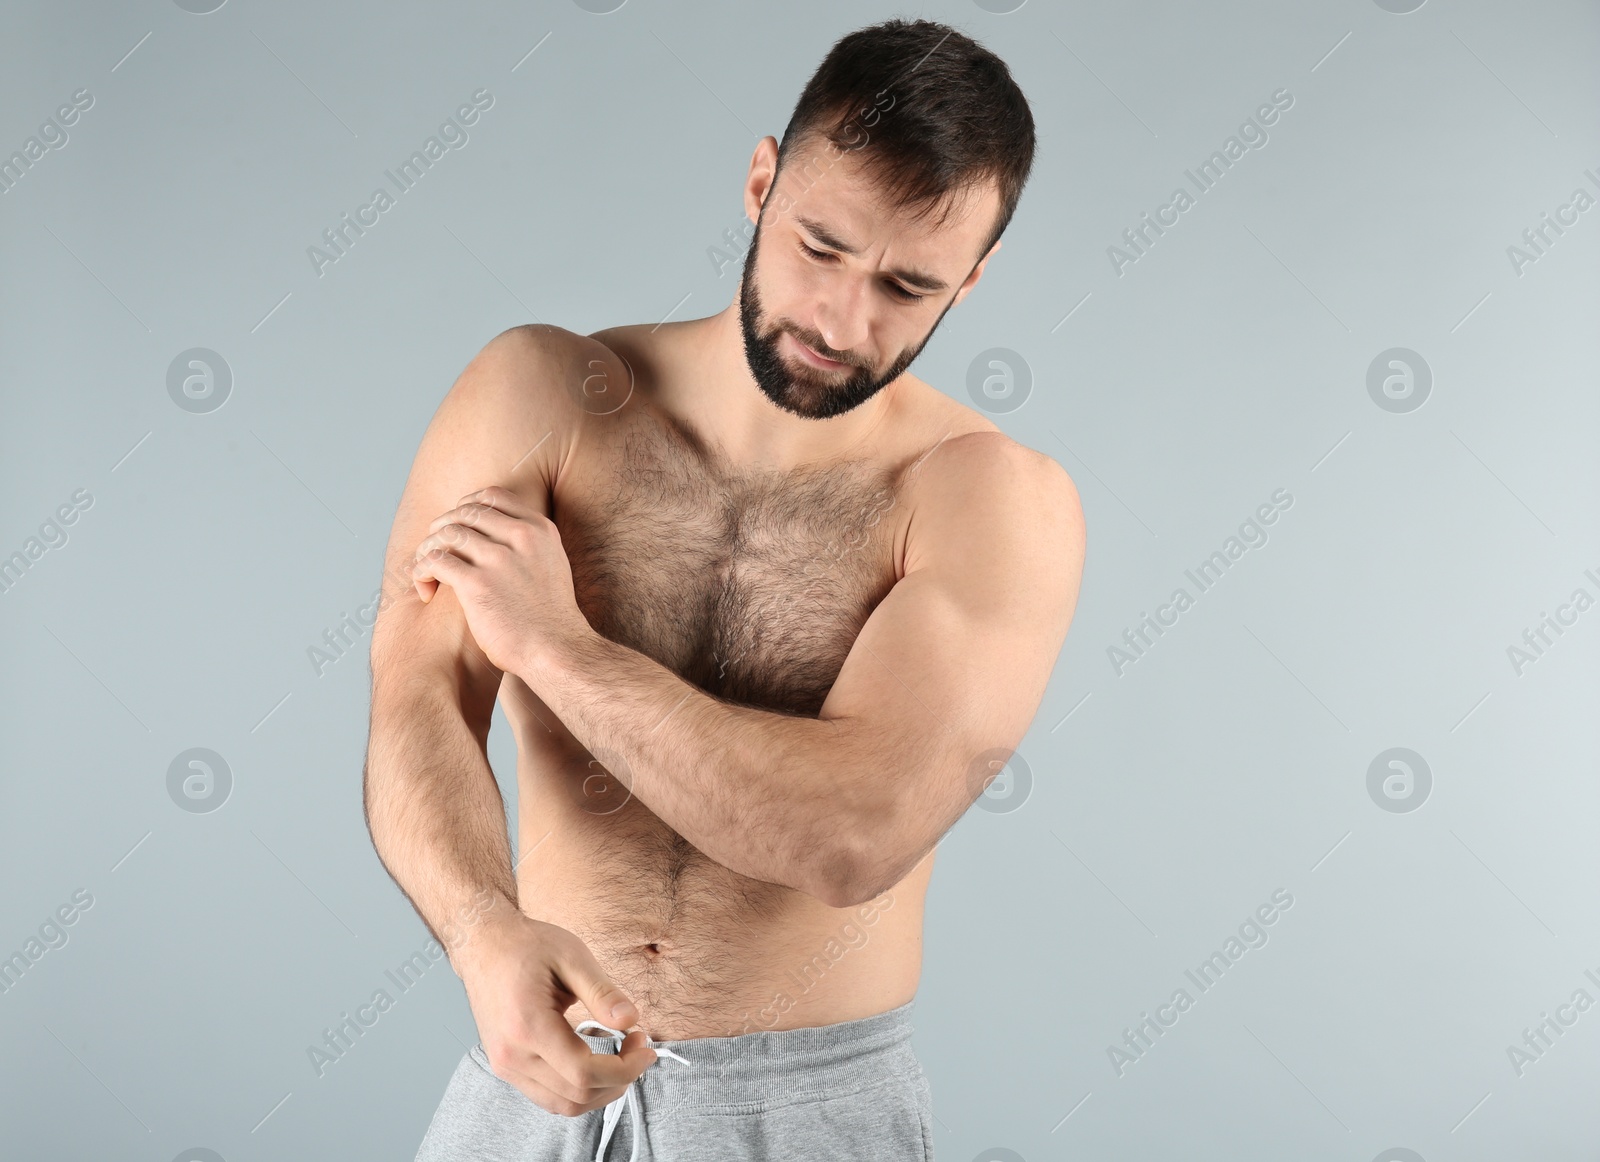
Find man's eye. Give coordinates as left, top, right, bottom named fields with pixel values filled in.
left=799, top=239, right=923, bottom=303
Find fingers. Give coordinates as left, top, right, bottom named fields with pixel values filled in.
left=452, top=485, right=537, bottom=523
left=410, top=546, right=471, bottom=602
left=531, top=1009, right=657, bottom=1093
left=428, top=500, right=526, bottom=542
left=528, top=1032, right=648, bottom=1111
left=483, top=1012, right=655, bottom=1115
left=532, top=944, right=656, bottom=1091
left=410, top=520, right=505, bottom=601
left=465, top=915, right=662, bottom=1119
left=415, top=522, right=501, bottom=563
left=558, top=941, right=641, bottom=1030
left=489, top=1049, right=636, bottom=1117
left=414, top=487, right=551, bottom=602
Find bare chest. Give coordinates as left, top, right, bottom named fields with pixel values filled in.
left=555, top=413, right=905, bottom=716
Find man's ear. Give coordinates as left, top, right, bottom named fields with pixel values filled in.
left=744, top=136, right=780, bottom=224
left=950, top=240, right=1001, bottom=309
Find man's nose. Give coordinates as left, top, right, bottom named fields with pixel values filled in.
left=812, top=283, right=869, bottom=356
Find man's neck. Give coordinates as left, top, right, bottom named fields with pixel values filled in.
left=664, top=300, right=900, bottom=476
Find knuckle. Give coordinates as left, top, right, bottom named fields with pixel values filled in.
left=554, top=1076, right=588, bottom=1104
left=482, top=1044, right=512, bottom=1077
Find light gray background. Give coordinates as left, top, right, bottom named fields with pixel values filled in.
left=2, top=0, right=1596, bottom=1159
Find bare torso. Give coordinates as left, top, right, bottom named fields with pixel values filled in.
left=498, top=319, right=998, bottom=1040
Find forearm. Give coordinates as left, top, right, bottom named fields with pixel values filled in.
left=521, top=629, right=867, bottom=900
left=362, top=686, right=519, bottom=968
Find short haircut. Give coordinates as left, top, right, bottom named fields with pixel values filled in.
left=775, top=18, right=1037, bottom=264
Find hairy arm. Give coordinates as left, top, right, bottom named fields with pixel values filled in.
left=363, top=325, right=568, bottom=959
left=519, top=432, right=1086, bottom=907
left=368, top=326, right=668, bottom=1114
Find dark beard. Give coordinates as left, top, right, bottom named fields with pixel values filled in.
left=737, top=215, right=943, bottom=421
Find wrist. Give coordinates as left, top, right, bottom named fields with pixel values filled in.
left=518, top=620, right=592, bottom=693
left=441, top=892, right=525, bottom=979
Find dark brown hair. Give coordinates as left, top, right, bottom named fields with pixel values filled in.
left=774, top=18, right=1036, bottom=264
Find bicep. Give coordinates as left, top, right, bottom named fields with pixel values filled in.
left=818, top=443, right=1086, bottom=867
left=370, top=325, right=574, bottom=726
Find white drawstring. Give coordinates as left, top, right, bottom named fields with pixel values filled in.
left=573, top=1020, right=692, bottom=1162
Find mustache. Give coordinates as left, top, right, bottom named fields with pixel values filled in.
left=780, top=326, right=860, bottom=368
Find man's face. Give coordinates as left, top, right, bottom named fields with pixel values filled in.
left=737, top=138, right=999, bottom=421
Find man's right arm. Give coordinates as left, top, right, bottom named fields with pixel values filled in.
left=362, top=323, right=548, bottom=966
left=361, top=324, right=656, bottom=1115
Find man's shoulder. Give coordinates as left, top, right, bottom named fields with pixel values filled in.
left=437, top=324, right=638, bottom=478
left=387, top=324, right=625, bottom=525
left=463, top=323, right=632, bottom=417
left=896, top=391, right=1084, bottom=574
left=895, top=376, right=1078, bottom=515
left=915, top=430, right=1081, bottom=525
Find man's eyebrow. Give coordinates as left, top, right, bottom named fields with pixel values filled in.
left=793, top=214, right=950, bottom=294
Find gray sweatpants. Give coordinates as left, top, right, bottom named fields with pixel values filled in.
left=413, top=1000, right=933, bottom=1161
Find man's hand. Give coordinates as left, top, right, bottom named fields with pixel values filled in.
left=454, top=910, right=658, bottom=1116
left=410, top=485, right=591, bottom=675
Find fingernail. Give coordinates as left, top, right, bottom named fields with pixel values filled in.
left=609, top=1001, right=635, bottom=1022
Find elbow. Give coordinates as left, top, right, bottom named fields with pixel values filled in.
left=813, top=874, right=876, bottom=911
left=811, top=869, right=868, bottom=911
left=788, top=752, right=914, bottom=908
left=794, top=830, right=869, bottom=909
left=809, top=837, right=902, bottom=910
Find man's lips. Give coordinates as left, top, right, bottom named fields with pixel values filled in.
left=787, top=332, right=850, bottom=369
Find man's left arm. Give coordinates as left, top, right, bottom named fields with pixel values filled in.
left=412, top=433, right=1086, bottom=907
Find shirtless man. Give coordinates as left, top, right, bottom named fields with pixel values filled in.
left=364, top=18, right=1085, bottom=1161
